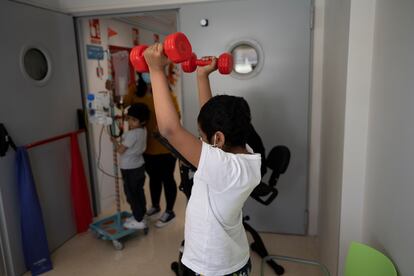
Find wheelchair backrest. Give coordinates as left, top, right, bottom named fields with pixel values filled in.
left=266, top=145, right=290, bottom=174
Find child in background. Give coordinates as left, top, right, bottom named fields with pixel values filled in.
left=144, top=44, right=261, bottom=275
left=112, top=103, right=150, bottom=230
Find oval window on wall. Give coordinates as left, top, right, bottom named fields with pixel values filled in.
left=20, top=46, right=52, bottom=85
left=228, top=39, right=264, bottom=79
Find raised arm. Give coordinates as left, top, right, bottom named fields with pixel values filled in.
left=143, top=43, right=202, bottom=167
left=196, top=57, right=218, bottom=108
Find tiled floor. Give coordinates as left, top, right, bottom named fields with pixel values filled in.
left=26, top=170, right=324, bottom=276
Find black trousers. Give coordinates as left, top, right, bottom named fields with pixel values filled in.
left=121, top=166, right=146, bottom=221
left=144, top=153, right=177, bottom=211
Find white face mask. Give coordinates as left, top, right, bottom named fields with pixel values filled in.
left=199, top=131, right=219, bottom=147
left=141, top=73, right=151, bottom=84
left=212, top=134, right=218, bottom=148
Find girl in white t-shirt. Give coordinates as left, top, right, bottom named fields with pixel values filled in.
left=144, top=44, right=261, bottom=276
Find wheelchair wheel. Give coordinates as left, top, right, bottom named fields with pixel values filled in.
left=171, top=261, right=179, bottom=275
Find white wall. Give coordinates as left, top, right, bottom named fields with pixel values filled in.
left=308, top=0, right=325, bottom=236
left=318, top=0, right=350, bottom=274
left=321, top=1, right=414, bottom=275
left=362, top=1, right=414, bottom=275
left=337, top=0, right=376, bottom=274
left=80, top=18, right=169, bottom=212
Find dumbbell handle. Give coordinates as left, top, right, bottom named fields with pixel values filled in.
left=182, top=53, right=233, bottom=74
left=195, top=59, right=214, bottom=66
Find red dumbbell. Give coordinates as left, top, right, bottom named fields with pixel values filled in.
left=130, top=32, right=192, bottom=72
left=181, top=53, right=233, bottom=75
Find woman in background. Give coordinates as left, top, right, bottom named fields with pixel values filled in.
left=123, top=72, right=180, bottom=228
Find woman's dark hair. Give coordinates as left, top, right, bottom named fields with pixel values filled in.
left=198, top=95, right=251, bottom=147
left=135, top=73, right=147, bottom=97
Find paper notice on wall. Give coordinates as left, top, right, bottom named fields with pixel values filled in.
left=86, top=45, right=104, bottom=60
left=89, top=19, right=101, bottom=44
left=111, top=51, right=129, bottom=97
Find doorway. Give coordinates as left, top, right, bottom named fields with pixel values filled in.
left=76, top=9, right=180, bottom=219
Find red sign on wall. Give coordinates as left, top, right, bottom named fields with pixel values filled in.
left=132, top=28, right=139, bottom=45
left=89, top=19, right=101, bottom=44
left=108, top=27, right=118, bottom=38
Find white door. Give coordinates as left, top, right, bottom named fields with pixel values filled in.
left=0, top=1, right=90, bottom=275
left=180, top=0, right=312, bottom=234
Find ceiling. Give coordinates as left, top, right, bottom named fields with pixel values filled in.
left=12, top=0, right=179, bottom=34
left=11, top=0, right=218, bottom=15
left=116, top=11, right=177, bottom=35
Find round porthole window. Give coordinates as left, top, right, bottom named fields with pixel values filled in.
left=20, top=46, right=52, bottom=85
left=227, top=39, right=264, bottom=79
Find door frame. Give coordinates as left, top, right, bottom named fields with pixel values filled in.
left=74, top=8, right=181, bottom=214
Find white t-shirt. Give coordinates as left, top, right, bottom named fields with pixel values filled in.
left=119, top=128, right=146, bottom=170
left=181, top=142, right=261, bottom=276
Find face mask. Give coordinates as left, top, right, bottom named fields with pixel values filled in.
left=212, top=134, right=218, bottom=148
left=141, top=73, right=151, bottom=84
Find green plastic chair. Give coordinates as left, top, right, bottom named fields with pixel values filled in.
left=260, top=241, right=397, bottom=276
left=344, top=241, right=398, bottom=276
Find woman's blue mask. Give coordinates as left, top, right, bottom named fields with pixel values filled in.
left=141, top=73, right=151, bottom=84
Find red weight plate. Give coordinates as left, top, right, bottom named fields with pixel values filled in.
left=130, top=45, right=149, bottom=72
left=181, top=53, right=197, bottom=73
left=218, top=53, right=233, bottom=75
left=164, top=32, right=192, bottom=63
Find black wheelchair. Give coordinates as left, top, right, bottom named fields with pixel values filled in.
left=154, top=133, right=290, bottom=276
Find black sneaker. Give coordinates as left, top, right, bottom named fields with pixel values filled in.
left=155, top=211, right=175, bottom=228
left=146, top=207, right=160, bottom=217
